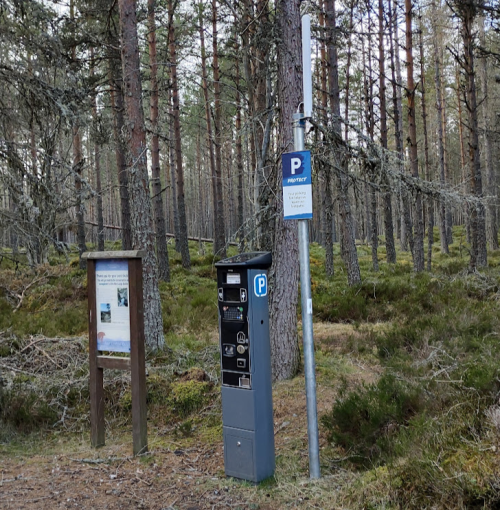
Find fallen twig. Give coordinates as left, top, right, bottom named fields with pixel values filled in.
left=31, top=343, right=64, bottom=369
left=69, top=457, right=125, bottom=465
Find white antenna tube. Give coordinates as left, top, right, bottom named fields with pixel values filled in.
left=302, top=14, right=313, bottom=119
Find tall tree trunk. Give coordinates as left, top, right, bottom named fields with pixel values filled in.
left=70, top=0, right=87, bottom=268
left=405, top=0, right=424, bottom=272
left=363, top=18, right=378, bottom=272
left=240, top=0, right=258, bottom=245
left=419, top=11, right=433, bottom=271
left=168, top=0, right=190, bottom=268
left=256, top=64, right=275, bottom=252
left=73, top=119, right=87, bottom=266
left=344, top=2, right=354, bottom=142
left=234, top=32, right=245, bottom=252
left=320, top=0, right=334, bottom=276
left=106, top=2, right=132, bottom=250
left=242, top=0, right=272, bottom=250
left=479, top=16, right=498, bottom=250
left=456, top=65, right=470, bottom=242
left=118, top=0, right=164, bottom=351
left=378, top=0, right=396, bottom=264
left=431, top=0, right=449, bottom=254
left=163, top=142, right=171, bottom=233
left=212, top=0, right=226, bottom=257
left=326, top=0, right=361, bottom=285
left=440, top=69, right=453, bottom=246
left=106, top=151, right=113, bottom=236
left=459, top=2, right=487, bottom=268
left=147, top=0, right=169, bottom=281
left=198, top=3, right=218, bottom=255
left=390, top=0, right=412, bottom=252
left=370, top=169, right=379, bottom=272
left=225, top=140, right=234, bottom=238
left=195, top=124, right=205, bottom=249
left=168, top=89, right=180, bottom=251
left=269, top=0, right=301, bottom=381
left=90, top=50, right=104, bottom=252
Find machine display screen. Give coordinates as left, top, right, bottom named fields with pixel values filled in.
left=224, top=288, right=241, bottom=302
left=226, top=273, right=241, bottom=284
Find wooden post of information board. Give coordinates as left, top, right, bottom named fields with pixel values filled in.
left=83, top=251, right=147, bottom=455
left=128, top=256, right=147, bottom=454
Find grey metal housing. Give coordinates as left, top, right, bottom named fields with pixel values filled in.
left=216, top=253, right=275, bottom=482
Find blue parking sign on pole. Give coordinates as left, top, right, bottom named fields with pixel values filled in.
left=282, top=151, right=312, bottom=220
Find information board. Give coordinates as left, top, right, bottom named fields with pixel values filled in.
left=282, top=150, right=313, bottom=220
left=95, top=259, right=131, bottom=352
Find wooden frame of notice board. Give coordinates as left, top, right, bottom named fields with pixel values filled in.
left=82, top=251, right=147, bottom=456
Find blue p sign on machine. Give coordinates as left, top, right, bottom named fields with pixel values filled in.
left=254, top=274, right=267, bottom=297
left=282, top=150, right=312, bottom=220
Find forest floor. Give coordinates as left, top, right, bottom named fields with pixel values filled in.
left=0, top=324, right=379, bottom=510
left=4, top=239, right=500, bottom=508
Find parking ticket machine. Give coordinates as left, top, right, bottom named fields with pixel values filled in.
left=215, top=252, right=275, bottom=482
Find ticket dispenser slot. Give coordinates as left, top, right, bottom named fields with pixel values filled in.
left=216, top=252, right=275, bottom=483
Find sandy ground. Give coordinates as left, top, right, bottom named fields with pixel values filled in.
left=0, top=324, right=378, bottom=509
left=0, top=382, right=332, bottom=510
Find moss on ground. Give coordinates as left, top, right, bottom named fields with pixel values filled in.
left=2, top=235, right=500, bottom=507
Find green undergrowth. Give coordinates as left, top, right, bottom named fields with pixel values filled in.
left=317, top=230, right=500, bottom=507
left=159, top=273, right=218, bottom=335
left=0, top=337, right=221, bottom=446
left=0, top=383, right=58, bottom=434
left=3, top=232, right=500, bottom=507
left=0, top=264, right=88, bottom=337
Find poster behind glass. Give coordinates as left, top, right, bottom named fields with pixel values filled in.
left=95, top=260, right=131, bottom=352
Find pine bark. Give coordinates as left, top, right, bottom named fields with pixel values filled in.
left=106, top=6, right=132, bottom=251
left=363, top=22, right=378, bottom=272
left=440, top=74, right=453, bottom=246
left=456, top=65, right=470, bottom=243
left=320, top=0, right=334, bottom=276
left=389, top=0, right=412, bottom=253
left=147, top=0, right=170, bottom=281
left=326, top=0, right=361, bottom=286
left=254, top=1, right=273, bottom=251
left=234, top=32, right=245, bottom=252
left=240, top=0, right=258, bottom=243
left=418, top=13, right=433, bottom=271
left=269, top=0, right=301, bottom=381
left=195, top=125, right=205, bottom=247
left=405, top=0, right=424, bottom=272
left=168, top=0, right=190, bottom=268
left=431, top=1, right=449, bottom=254
left=459, top=2, right=487, bottom=268
left=198, top=3, right=218, bottom=254
left=378, top=0, right=396, bottom=264
left=479, top=16, right=498, bottom=250
left=168, top=89, right=180, bottom=251
left=211, top=0, right=226, bottom=257
left=73, top=121, right=87, bottom=267
left=118, top=0, right=164, bottom=351
left=344, top=3, right=354, bottom=142
left=70, top=0, right=87, bottom=268
left=90, top=50, right=104, bottom=252
left=240, top=0, right=272, bottom=250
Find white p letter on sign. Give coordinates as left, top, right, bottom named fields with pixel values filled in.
left=290, top=158, right=302, bottom=175
left=254, top=274, right=267, bottom=297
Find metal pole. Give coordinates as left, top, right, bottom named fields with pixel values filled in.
left=293, top=112, right=320, bottom=479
